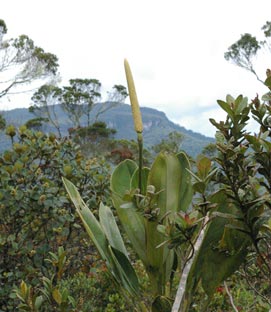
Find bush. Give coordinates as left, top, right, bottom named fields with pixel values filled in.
left=0, top=126, right=111, bottom=310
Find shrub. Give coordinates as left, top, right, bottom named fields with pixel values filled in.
left=0, top=126, right=111, bottom=310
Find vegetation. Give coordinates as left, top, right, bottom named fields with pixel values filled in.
left=0, top=19, right=59, bottom=99
left=1, top=17, right=271, bottom=312
left=1, top=103, right=213, bottom=157
left=62, top=60, right=271, bottom=311
left=0, top=127, right=111, bottom=310
left=225, top=20, right=271, bottom=83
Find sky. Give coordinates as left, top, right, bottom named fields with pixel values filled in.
left=1, top=0, right=271, bottom=137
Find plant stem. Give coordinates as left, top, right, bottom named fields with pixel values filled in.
left=224, top=281, right=239, bottom=312
left=137, top=132, right=143, bottom=193
left=171, top=216, right=209, bottom=312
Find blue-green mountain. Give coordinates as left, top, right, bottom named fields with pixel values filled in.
left=0, top=103, right=214, bottom=157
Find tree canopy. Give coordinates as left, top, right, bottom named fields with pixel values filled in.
left=0, top=19, right=59, bottom=99
left=224, top=21, right=271, bottom=84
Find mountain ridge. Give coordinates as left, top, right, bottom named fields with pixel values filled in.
left=0, top=103, right=214, bottom=157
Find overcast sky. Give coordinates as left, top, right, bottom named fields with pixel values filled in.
left=1, top=0, right=271, bottom=136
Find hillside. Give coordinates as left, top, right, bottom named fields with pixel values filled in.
left=0, top=103, right=214, bottom=157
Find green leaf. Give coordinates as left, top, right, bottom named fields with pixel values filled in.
left=148, top=152, right=188, bottom=216
left=185, top=190, right=251, bottom=300
left=63, top=177, right=140, bottom=297
left=99, top=203, right=128, bottom=257
left=177, top=152, right=193, bottom=212
left=62, top=177, right=110, bottom=262
left=34, top=296, right=44, bottom=310
left=196, top=155, right=212, bottom=180
left=193, top=181, right=206, bottom=194
left=130, top=167, right=150, bottom=195
left=146, top=152, right=192, bottom=289
left=52, top=288, right=62, bottom=305
left=152, top=296, right=172, bottom=312
left=110, top=161, right=147, bottom=265
left=264, top=76, right=271, bottom=88
left=110, top=159, right=137, bottom=196
left=109, top=246, right=140, bottom=296
left=217, top=100, right=234, bottom=119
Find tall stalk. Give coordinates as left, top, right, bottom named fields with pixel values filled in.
left=124, top=59, right=143, bottom=193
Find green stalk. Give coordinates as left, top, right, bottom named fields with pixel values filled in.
left=138, top=132, right=143, bottom=193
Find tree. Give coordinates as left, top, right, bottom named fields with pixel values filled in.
left=62, top=78, right=101, bottom=127
left=152, top=131, right=184, bottom=154
left=224, top=21, right=271, bottom=84
left=107, top=84, right=128, bottom=103
left=29, top=84, right=63, bottom=137
left=201, top=142, right=217, bottom=158
left=94, top=84, right=128, bottom=121
left=0, top=113, right=6, bottom=130
left=25, top=117, right=49, bottom=131
left=0, top=19, right=59, bottom=99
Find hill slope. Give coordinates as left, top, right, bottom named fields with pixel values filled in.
left=1, top=103, right=214, bottom=157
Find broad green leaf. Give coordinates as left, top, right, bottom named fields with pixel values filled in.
left=110, top=161, right=147, bottom=264
left=185, top=190, right=251, bottom=301
left=146, top=152, right=192, bottom=288
left=193, top=181, right=206, bottom=194
left=148, top=152, right=182, bottom=216
left=62, top=177, right=110, bottom=262
left=110, top=159, right=137, bottom=196
left=226, top=94, right=235, bottom=104
left=235, top=96, right=248, bottom=114
left=217, top=100, right=234, bottom=119
left=63, top=178, right=140, bottom=297
left=34, top=296, right=44, bottom=310
left=99, top=203, right=128, bottom=257
left=109, top=246, right=140, bottom=296
left=196, top=155, right=211, bottom=180
left=177, top=152, right=193, bottom=212
left=130, top=167, right=150, bottom=195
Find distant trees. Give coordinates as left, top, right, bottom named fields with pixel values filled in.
left=62, top=78, right=102, bottom=128
left=152, top=131, right=184, bottom=154
left=30, top=84, right=63, bottom=136
left=0, top=19, right=59, bottom=99
left=107, top=84, right=128, bottom=103
left=224, top=21, right=271, bottom=84
left=29, top=79, right=128, bottom=137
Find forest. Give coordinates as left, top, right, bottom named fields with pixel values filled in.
left=1, top=18, right=271, bottom=312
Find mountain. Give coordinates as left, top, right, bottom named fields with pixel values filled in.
left=0, top=103, right=214, bottom=157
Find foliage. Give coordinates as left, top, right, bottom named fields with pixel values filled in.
left=63, top=59, right=198, bottom=311
left=0, top=127, right=111, bottom=310
left=29, top=85, right=63, bottom=137
left=13, top=247, right=76, bottom=312
left=25, top=117, right=50, bottom=132
left=62, top=78, right=102, bottom=127
left=107, top=84, right=128, bottom=103
left=1, top=103, right=213, bottom=157
left=201, top=142, right=217, bottom=158
left=183, top=86, right=271, bottom=310
left=60, top=270, right=134, bottom=312
left=0, top=113, right=6, bottom=130
left=109, top=139, right=153, bottom=166
left=224, top=21, right=271, bottom=83
left=14, top=246, right=136, bottom=312
left=191, top=274, right=270, bottom=312
left=152, top=131, right=184, bottom=154
left=0, top=20, right=59, bottom=99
